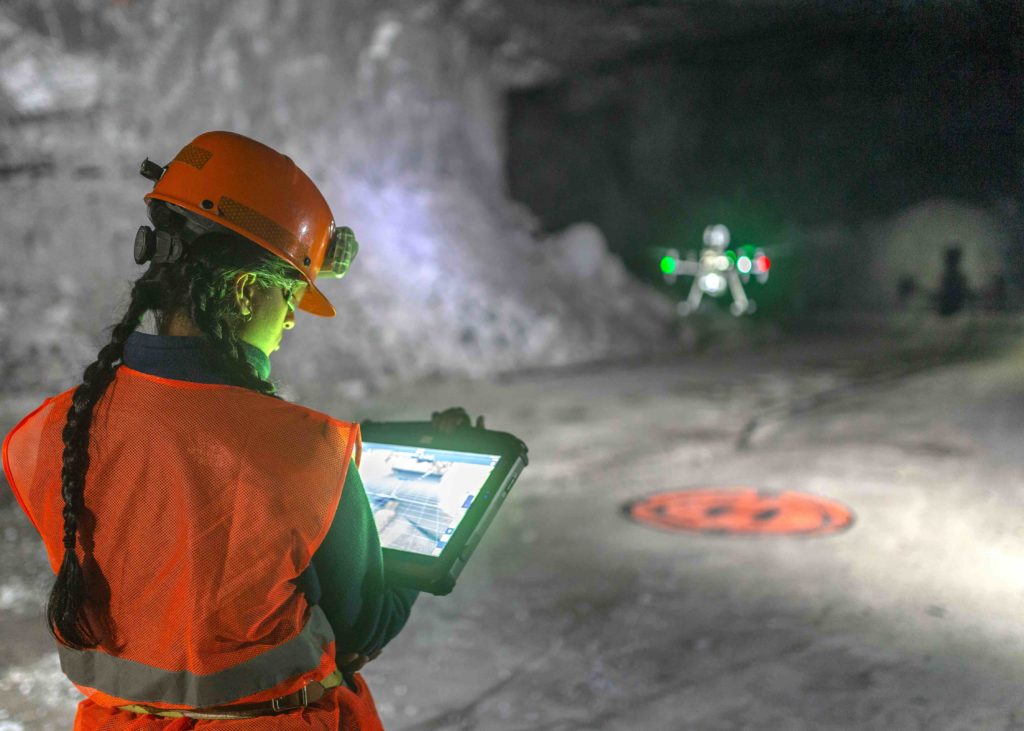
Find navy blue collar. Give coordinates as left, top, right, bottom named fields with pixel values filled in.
left=122, top=332, right=271, bottom=385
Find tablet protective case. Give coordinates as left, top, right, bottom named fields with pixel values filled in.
left=360, top=421, right=528, bottom=595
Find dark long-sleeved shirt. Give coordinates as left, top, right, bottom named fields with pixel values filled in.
left=122, top=332, right=417, bottom=656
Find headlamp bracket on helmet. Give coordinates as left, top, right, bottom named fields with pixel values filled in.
left=139, top=158, right=166, bottom=183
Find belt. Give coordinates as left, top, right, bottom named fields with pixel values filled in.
left=118, top=669, right=346, bottom=720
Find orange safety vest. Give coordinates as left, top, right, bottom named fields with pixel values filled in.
left=2, top=366, right=385, bottom=730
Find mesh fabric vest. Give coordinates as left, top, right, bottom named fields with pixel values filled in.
left=3, top=366, right=386, bottom=729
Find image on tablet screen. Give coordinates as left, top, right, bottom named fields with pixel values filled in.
left=361, top=442, right=501, bottom=556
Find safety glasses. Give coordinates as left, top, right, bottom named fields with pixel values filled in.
left=281, top=286, right=300, bottom=313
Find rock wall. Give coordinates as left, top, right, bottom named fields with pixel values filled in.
left=0, top=0, right=677, bottom=409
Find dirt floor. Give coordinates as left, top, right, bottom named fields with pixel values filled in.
left=3, top=319, right=1024, bottom=730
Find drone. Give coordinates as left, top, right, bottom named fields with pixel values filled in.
left=660, top=224, right=771, bottom=316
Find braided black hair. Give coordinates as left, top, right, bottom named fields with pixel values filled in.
left=49, top=231, right=303, bottom=649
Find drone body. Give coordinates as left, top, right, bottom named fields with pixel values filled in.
left=660, top=225, right=770, bottom=316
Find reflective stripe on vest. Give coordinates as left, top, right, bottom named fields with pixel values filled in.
left=58, top=605, right=335, bottom=708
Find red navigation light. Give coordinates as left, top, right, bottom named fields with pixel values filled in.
left=754, top=254, right=771, bottom=274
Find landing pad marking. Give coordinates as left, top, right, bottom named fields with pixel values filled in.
left=624, top=487, right=854, bottom=536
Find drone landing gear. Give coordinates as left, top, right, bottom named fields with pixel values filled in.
left=729, top=300, right=757, bottom=316
left=727, top=271, right=754, bottom=316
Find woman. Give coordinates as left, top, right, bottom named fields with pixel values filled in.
left=2, top=131, right=448, bottom=729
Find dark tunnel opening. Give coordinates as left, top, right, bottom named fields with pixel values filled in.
left=505, top=5, right=1022, bottom=318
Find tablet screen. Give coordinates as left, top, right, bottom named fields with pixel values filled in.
left=361, top=442, right=502, bottom=557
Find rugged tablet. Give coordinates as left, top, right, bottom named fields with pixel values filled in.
left=359, top=421, right=528, bottom=595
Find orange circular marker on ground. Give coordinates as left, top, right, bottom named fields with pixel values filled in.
left=624, top=487, right=854, bottom=536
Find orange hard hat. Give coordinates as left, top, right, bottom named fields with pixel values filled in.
left=143, top=131, right=357, bottom=318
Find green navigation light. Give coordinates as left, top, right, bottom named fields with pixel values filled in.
left=660, top=255, right=677, bottom=275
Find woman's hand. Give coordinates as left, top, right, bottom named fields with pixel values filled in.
left=337, top=650, right=382, bottom=675
left=431, top=407, right=485, bottom=433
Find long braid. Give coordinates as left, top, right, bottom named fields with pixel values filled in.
left=49, top=230, right=297, bottom=648
left=49, top=271, right=160, bottom=649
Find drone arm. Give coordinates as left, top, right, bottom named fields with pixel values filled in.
left=685, top=277, right=704, bottom=312
left=727, top=270, right=749, bottom=313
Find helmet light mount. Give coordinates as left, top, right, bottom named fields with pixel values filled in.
left=139, top=158, right=165, bottom=183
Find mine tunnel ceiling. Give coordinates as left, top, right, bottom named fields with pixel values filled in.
left=453, top=0, right=981, bottom=86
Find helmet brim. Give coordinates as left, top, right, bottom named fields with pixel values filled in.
left=297, top=282, right=336, bottom=318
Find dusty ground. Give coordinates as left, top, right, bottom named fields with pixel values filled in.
left=3, top=319, right=1024, bottom=730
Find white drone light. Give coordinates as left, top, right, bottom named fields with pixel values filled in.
left=700, top=272, right=726, bottom=295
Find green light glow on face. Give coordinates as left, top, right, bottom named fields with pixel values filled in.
left=660, top=255, right=677, bottom=275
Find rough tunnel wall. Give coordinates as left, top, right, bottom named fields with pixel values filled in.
left=0, top=1, right=676, bottom=409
